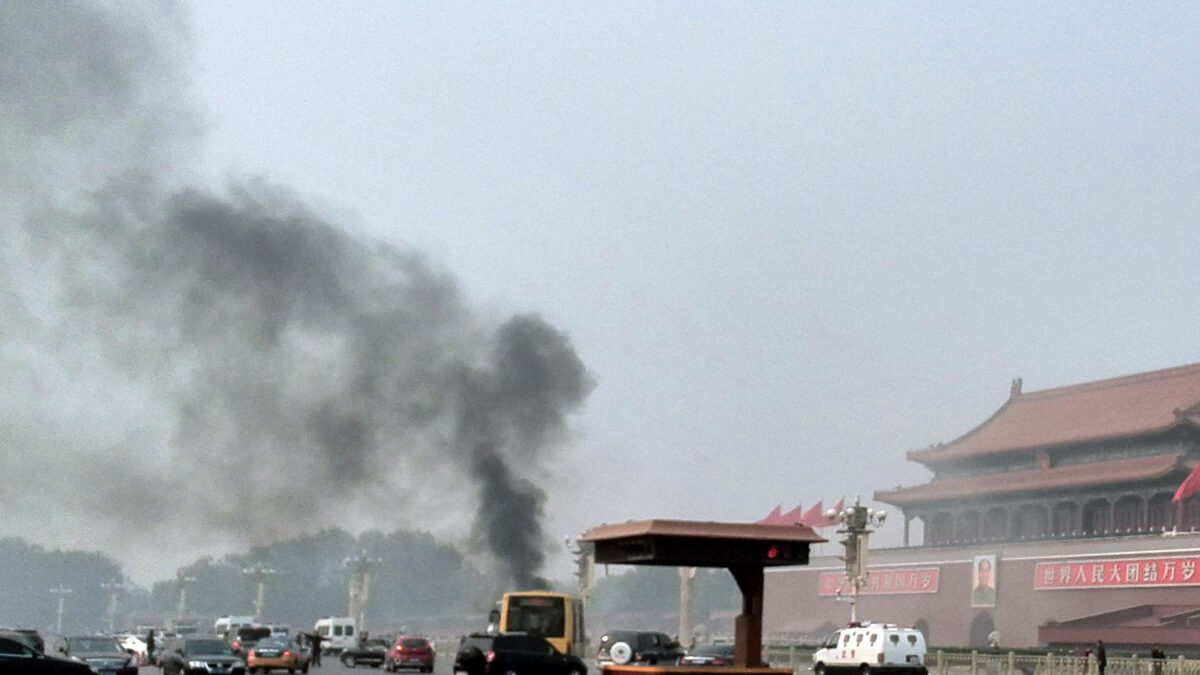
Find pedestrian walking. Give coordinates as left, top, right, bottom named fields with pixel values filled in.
left=1152, top=645, right=1165, bottom=675
left=1096, top=641, right=1107, bottom=675
left=307, top=632, right=324, bottom=667
left=145, top=630, right=155, bottom=666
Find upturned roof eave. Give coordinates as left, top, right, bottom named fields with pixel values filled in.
left=908, top=418, right=1200, bottom=467
left=876, top=452, right=1190, bottom=509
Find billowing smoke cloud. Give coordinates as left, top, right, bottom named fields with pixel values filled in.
left=0, top=1, right=591, bottom=587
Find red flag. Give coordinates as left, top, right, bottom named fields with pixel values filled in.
left=799, top=500, right=825, bottom=526
left=756, top=504, right=783, bottom=525
left=779, top=504, right=805, bottom=525
left=1174, top=465, right=1200, bottom=502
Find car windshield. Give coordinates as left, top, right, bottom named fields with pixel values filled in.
left=461, top=636, right=493, bottom=652
left=187, top=640, right=234, bottom=655
left=695, top=644, right=734, bottom=656
left=257, top=637, right=290, bottom=649
left=506, top=596, right=565, bottom=636
left=238, top=627, right=272, bottom=642
left=401, top=638, right=429, bottom=648
left=69, top=638, right=122, bottom=653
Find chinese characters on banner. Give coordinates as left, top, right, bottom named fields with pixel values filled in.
left=818, top=568, right=940, bottom=596
left=1035, top=557, right=1200, bottom=589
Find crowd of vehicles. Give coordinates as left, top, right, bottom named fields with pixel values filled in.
left=3, top=589, right=926, bottom=675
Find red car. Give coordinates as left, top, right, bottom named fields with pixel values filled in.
left=384, top=636, right=435, bottom=672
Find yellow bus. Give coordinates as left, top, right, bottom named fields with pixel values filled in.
left=494, top=591, right=585, bottom=657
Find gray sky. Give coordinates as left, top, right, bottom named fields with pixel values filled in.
left=6, top=1, right=1200, bottom=585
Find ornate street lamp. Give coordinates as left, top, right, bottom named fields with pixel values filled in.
left=826, top=495, right=887, bottom=624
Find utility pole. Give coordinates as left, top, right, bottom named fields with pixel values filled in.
left=100, top=580, right=128, bottom=634
left=175, top=573, right=197, bottom=620
left=345, top=550, right=381, bottom=637
left=826, top=495, right=886, bottom=624
left=242, top=563, right=277, bottom=620
left=49, top=585, right=72, bottom=634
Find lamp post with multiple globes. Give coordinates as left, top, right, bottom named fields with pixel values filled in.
left=825, top=496, right=886, bottom=624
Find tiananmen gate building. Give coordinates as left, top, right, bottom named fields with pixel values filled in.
left=763, top=362, right=1200, bottom=650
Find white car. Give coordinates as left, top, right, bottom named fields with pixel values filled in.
left=119, top=634, right=147, bottom=658
left=812, top=623, right=927, bottom=675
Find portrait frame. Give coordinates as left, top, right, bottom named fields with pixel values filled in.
left=971, top=553, right=998, bottom=608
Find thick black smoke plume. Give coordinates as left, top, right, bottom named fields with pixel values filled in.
left=0, top=1, right=592, bottom=587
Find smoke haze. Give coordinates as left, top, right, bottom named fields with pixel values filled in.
left=1, top=1, right=591, bottom=586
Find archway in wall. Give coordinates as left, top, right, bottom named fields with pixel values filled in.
left=968, top=612, right=995, bottom=649
left=913, top=619, right=931, bottom=647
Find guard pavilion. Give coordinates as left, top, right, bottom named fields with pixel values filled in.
left=582, top=519, right=824, bottom=672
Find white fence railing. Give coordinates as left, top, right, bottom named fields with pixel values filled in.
left=762, top=647, right=1193, bottom=675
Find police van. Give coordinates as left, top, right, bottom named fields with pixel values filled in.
left=812, top=623, right=927, bottom=675
left=314, top=616, right=357, bottom=654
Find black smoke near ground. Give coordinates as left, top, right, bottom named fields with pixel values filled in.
left=0, top=1, right=591, bottom=587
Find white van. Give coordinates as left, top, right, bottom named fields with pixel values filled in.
left=314, top=616, right=357, bottom=654
left=214, top=616, right=257, bottom=638
left=812, top=623, right=927, bottom=675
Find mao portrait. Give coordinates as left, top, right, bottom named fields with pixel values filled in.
left=971, top=554, right=997, bottom=608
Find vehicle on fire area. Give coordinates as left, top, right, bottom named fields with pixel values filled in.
left=811, top=623, right=927, bottom=675
left=492, top=591, right=585, bottom=658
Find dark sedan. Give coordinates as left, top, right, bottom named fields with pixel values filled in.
left=341, top=638, right=389, bottom=668
left=61, top=636, right=139, bottom=675
left=0, top=634, right=93, bottom=674
left=159, top=635, right=246, bottom=675
left=678, top=643, right=736, bottom=666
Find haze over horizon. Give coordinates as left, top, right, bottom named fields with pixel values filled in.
left=3, top=0, right=1199, bottom=586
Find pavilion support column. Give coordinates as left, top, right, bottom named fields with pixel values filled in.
left=903, top=515, right=910, bottom=547
left=729, top=564, right=764, bottom=668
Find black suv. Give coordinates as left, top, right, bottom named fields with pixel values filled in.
left=596, top=631, right=684, bottom=666
left=159, top=635, right=246, bottom=675
left=454, top=633, right=586, bottom=675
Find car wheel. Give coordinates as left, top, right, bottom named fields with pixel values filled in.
left=342, top=653, right=356, bottom=667
left=814, top=664, right=825, bottom=675
left=609, top=641, right=633, bottom=665
left=860, top=665, right=872, bottom=675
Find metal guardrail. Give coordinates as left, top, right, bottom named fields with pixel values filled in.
left=762, top=647, right=1194, bottom=675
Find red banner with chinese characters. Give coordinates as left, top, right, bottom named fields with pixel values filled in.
left=818, top=568, right=940, bottom=596
left=1035, top=557, right=1200, bottom=590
